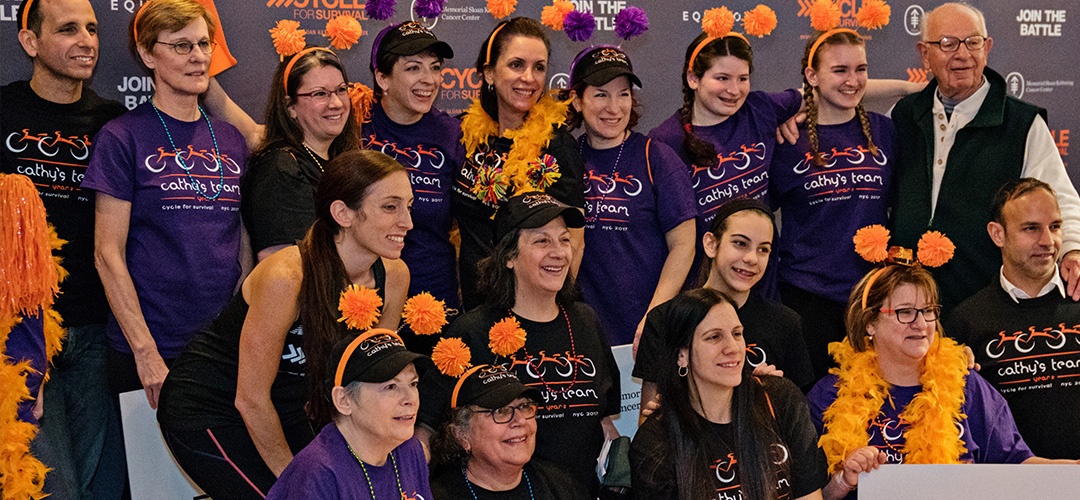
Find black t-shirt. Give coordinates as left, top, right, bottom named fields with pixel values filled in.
left=157, top=258, right=386, bottom=432
left=420, top=302, right=619, bottom=496
left=1, top=81, right=125, bottom=327
left=634, top=292, right=816, bottom=390
left=451, top=128, right=585, bottom=311
left=630, top=376, right=827, bottom=500
left=945, top=284, right=1080, bottom=459
left=241, top=143, right=323, bottom=253
left=430, top=460, right=591, bottom=500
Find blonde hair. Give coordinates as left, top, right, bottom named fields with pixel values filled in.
left=845, top=265, right=941, bottom=352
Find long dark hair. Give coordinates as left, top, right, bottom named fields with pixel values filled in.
left=256, top=49, right=361, bottom=158
left=477, top=226, right=579, bottom=310
left=679, top=33, right=754, bottom=168
left=475, top=17, right=551, bottom=122
left=801, top=30, right=876, bottom=167
left=654, top=288, right=787, bottom=500
left=300, top=149, right=406, bottom=427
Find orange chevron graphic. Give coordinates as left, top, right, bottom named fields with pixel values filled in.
left=906, top=68, right=928, bottom=83
left=266, top=0, right=294, bottom=7
left=797, top=0, right=813, bottom=16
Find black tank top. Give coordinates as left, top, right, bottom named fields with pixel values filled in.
left=157, top=258, right=387, bottom=432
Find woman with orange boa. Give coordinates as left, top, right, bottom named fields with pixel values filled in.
left=807, top=244, right=1078, bottom=500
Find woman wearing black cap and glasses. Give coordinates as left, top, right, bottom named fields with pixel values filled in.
left=562, top=45, right=697, bottom=352
left=268, top=329, right=433, bottom=499
left=429, top=364, right=590, bottom=499
left=364, top=22, right=465, bottom=354
left=421, top=193, right=619, bottom=496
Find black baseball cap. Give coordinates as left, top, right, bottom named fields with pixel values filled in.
left=451, top=364, right=541, bottom=409
left=371, top=21, right=454, bottom=71
left=327, top=328, right=433, bottom=389
left=493, top=193, right=585, bottom=244
left=570, top=45, right=642, bottom=89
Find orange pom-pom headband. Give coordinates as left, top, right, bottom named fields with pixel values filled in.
left=283, top=47, right=338, bottom=95
left=805, top=0, right=891, bottom=69
left=853, top=225, right=955, bottom=309
left=688, top=5, right=775, bottom=72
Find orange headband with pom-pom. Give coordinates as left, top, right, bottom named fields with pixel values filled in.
left=807, top=28, right=861, bottom=68
left=853, top=225, right=955, bottom=309
left=805, top=0, right=890, bottom=69
left=689, top=5, right=776, bottom=73
left=282, top=46, right=338, bottom=95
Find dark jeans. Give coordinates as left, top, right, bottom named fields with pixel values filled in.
left=32, top=324, right=126, bottom=500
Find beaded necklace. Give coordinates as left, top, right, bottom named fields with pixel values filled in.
left=463, top=466, right=534, bottom=500
left=513, top=305, right=579, bottom=394
left=578, top=131, right=628, bottom=224
left=301, top=143, right=325, bottom=172
left=347, top=444, right=404, bottom=499
left=150, top=101, right=225, bottom=201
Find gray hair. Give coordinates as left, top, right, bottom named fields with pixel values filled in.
left=920, top=2, right=989, bottom=41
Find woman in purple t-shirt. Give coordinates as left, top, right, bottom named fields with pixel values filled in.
left=364, top=22, right=463, bottom=354
left=563, top=45, right=697, bottom=349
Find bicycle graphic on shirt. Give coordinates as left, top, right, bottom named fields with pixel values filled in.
left=792, top=145, right=888, bottom=174
left=711, top=453, right=738, bottom=484
left=365, top=135, right=445, bottom=170
left=985, top=324, right=1079, bottom=359
left=144, top=146, right=241, bottom=174
left=503, top=350, right=597, bottom=379
left=744, top=344, right=767, bottom=368
left=690, top=142, right=767, bottom=188
left=6, top=129, right=92, bottom=160
left=584, top=170, right=642, bottom=196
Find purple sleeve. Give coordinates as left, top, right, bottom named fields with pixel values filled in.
left=765, top=89, right=804, bottom=124
left=648, top=140, right=697, bottom=233
left=806, top=374, right=839, bottom=436
left=963, top=372, right=1035, bottom=464
left=401, top=438, right=433, bottom=499
left=266, top=460, right=340, bottom=500
left=82, top=121, right=136, bottom=201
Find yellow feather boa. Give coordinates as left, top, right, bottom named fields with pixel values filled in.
left=459, top=92, right=570, bottom=199
left=818, top=336, right=969, bottom=474
left=0, top=173, right=67, bottom=500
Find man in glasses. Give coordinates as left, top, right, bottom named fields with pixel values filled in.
left=946, top=178, right=1080, bottom=459
left=889, top=2, right=1080, bottom=313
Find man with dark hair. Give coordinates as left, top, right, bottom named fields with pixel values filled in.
left=946, top=178, right=1080, bottom=459
left=2, top=0, right=126, bottom=497
left=890, top=2, right=1080, bottom=312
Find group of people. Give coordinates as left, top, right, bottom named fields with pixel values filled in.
left=3, top=0, right=1079, bottom=499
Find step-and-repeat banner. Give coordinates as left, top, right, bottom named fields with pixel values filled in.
left=1, top=0, right=1073, bottom=174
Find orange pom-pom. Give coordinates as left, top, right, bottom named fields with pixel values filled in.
left=808, top=0, right=842, bottom=32
left=743, top=5, right=778, bottom=37
left=337, top=284, right=382, bottom=330
left=702, top=7, right=735, bottom=38
left=402, top=292, right=448, bottom=335
left=325, top=14, right=362, bottom=50
left=853, top=225, right=891, bottom=263
left=856, top=0, right=891, bottom=30
left=487, top=0, right=517, bottom=19
left=541, top=0, right=574, bottom=30
left=432, top=338, right=472, bottom=377
left=269, top=19, right=306, bottom=60
left=489, top=317, right=527, bottom=357
left=917, top=231, right=955, bottom=267
left=348, top=83, right=375, bottom=126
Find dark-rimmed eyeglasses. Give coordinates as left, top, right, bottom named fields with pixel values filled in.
left=294, top=85, right=350, bottom=105
left=477, top=401, right=538, bottom=424
left=155, top=40, right=216, bottom=56
left=879, top=306, right=941, bottom=324
left=924, top=35, right=987, bottom=53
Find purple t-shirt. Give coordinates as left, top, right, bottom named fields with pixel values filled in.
left=808, top=370, right=1034, bottom=465
left=82, top=103, right=247, bottom=358
left=770, top=113, right=896, bottom=302
left=267, top=427, right=431, bottom=500
left=577, top=132, right=696, bottom=346
left=648, top=90, right=801, bottom=227
left=8, top=311, right=46, bottom=425
left=363, top=104, right=464, bottom=312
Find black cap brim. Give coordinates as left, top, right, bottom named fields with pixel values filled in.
left=472, top=382, right=543, bottom=409
left=580, top=66, right=642, bottom=89
left=351, top=350, right=433, bottom=384
left=517, top=205, right=586, bottom=231
left=389, top=37, right=454, bottom=60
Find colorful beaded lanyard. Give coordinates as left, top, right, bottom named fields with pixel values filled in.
left=578, top=131, right=629, bottom=224
left=463, top=466, right=534, bottom=500
left=150, top=102, right=225, bottom=201
left=347, top=444, right=404, bottom=499
left=511, top=305, right=580, bottom=394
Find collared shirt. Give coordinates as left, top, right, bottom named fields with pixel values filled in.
left=929, top=75, right=1080, bottom=258
left=999, top=265, right=1065, bottom=303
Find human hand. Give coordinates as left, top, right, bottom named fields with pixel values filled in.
left=776, top=112, right=806, bottom=144
left=1061, top=251, right=1080, bottom=301
left=640, top=394, right=661, bottom=420
left=32, top=384, right=45, bottom=421
left=840, top=446, right=887, bottom=488
left=134, top=349, right=170, bottom=409
left=961, top=345, right=980, bottom=371
left=632, top=316, right=647, bottom=360
left=752, top=363, right=784, bottom=378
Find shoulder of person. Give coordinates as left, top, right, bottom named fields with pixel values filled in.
left=252, top=246, right=303, bottom=289
left=383, top=256, right=410, bottom=281
left=647, top=112, right=685, bottom=145
left=251, top=145, right=302, bottom=173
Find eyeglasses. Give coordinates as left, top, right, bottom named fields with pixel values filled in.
left=294, top=85, right=350, bottom=105
left=924, top=35, right=987, bottom=52
left=477, top=401, right=537, bottom=424
left=879, top=306, right=941, bottom=324
left=155, top=40, right=216, bottom=56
